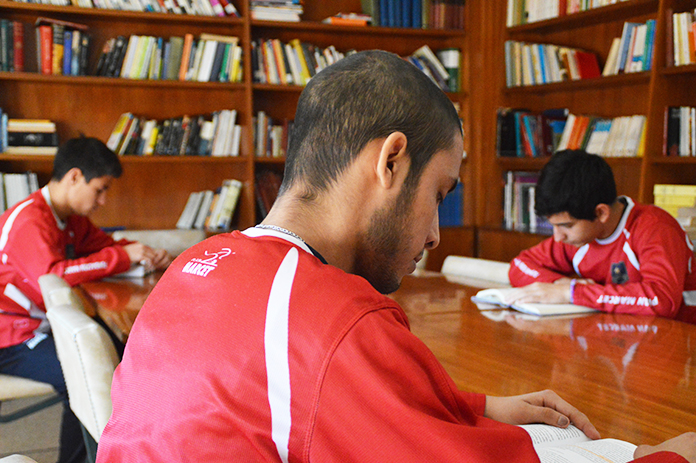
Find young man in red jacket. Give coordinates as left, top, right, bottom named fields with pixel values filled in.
left=508, top=149, right=696, bottom=324
left=98, top=53, right=694, bottom=462
left=0, top=137, right=171, bottom=463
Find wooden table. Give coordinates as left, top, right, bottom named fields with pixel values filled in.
left=80, top=270, right=696, bottom=447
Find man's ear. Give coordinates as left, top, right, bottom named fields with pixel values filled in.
left=65, top=167, right=84, bottom=185
left=595, top=203, right=612, bottom=223
left=375, top=132, right=409, bottom=190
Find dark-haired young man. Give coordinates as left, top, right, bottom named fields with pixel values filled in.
left=508, top=149, right=696, bottom=324
left=0, top=137, right=171, bottom=463
left=98, top=53, right=694, bottom=462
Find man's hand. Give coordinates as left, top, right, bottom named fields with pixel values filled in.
left=506, top=282, right=573, bottom=304
left=484, top=390, right=600, bottom=440
left=634, top=432, right=696, bottom=462
left=123, top=243, right=173, bottom=270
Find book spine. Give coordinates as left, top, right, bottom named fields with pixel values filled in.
left=39, top=25, right=52, bottom=75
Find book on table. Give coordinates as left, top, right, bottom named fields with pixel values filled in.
left=522, top=424, right=637, bottom=463
left=471, top=287, right=597, bottom=317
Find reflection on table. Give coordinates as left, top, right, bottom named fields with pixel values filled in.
left=80, top=269, right=696, bottom=447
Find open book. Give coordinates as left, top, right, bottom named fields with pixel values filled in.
left=521, top=424, right=636, bottom=463
left=471, top=287, right=597, bottom=317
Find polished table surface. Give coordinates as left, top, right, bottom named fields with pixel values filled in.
left=80, top=270, right=696, bottom=447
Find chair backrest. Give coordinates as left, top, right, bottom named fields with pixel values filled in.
left=0, top=455, right=40, bottom=463
left=111, top=229, right=206, bottom=257
left=39, top=274, right=119, bottom=443
left=441, top=256, right=511, bottom=286
left=0, top=374, right=56, bottom=401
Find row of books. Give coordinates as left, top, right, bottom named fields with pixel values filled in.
left=496, top=107, right=647, bottom=158
left=0, top=17, right=91, bottom=76
left=250, top=0, right=303, bottom=22
left=0, top=113, right=59, bottom=155
left=254, top=111, right=292, bottom=158
left=502, top=171, right=552, bottom=234
left=95, top=33, right=242, bottom=82
left=0, top=171, right=39, bottom=214
left=255, top=169, right=282, bottom=219
left=664, top=106, right=696, bottom=157
left=5, top=0, right=239, bottom=17
left=176, top=179, right=243, bottom=231
left=361, top=0, right=464, bottom=30
left=603, top=20, right=656, bottom=76
left=504, top=40, right=600, bottom=87
left=672, top=10, right=696, bottom=67
left=506, top=0, right=630, bottom=26
left=106, top=109, right=241, bottom=156
left=653, top=183, right=696, bottom=218
left=252, top=39, right=458, bottom=93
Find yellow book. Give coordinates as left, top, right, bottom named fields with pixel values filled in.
left=290, top=38, right=311, bottom=86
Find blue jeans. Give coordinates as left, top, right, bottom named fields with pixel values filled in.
left=0, top=336, right=86, bottom=463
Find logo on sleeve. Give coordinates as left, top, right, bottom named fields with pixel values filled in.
left=611, top=261, right=629, bottom=284
left=181, top=248, right=232, bottom=277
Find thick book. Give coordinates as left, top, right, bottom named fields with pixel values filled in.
left=521, top=424, right=636, bottom=463
left=471, top=287, right=597, bottom=317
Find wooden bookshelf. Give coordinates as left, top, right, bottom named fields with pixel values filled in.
left=471, top=0, right=696, bottom=261
left=0, top=0, right=474, bottom=268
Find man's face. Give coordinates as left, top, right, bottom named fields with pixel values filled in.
left=70, top=174, right=113, bottom=216
left=547, top=212, right=602, bottom=247
left=354, top=138, right=463, bottom=294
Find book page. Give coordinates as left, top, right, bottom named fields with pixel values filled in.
left=535, top=438, right=636, bottom=463
left=520, top=424, right=590, bottom=448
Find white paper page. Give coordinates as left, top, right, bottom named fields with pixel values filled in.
left=535, top=438, right=636, bottom=463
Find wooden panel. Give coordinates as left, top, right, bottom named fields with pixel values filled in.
left=476, top=227, right=548, bottom=262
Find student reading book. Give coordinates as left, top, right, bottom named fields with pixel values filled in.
left=522, top=424, right=636, bottom=463
left=472, top=287, right=597, bottom=316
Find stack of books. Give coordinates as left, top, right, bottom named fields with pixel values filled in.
left=107, top=110, right=241, bottom=157
left=176, top=179, right=243, bottom=231
left=3, top=0, right=239, bottom=16
left=505, top=40, right=601, bottom=87
left=506, top=0, right=631, bottom=26
left=602, top=20, right=656, bottom=76
left=362, top=0, right=465, bottom=29
left=0, top=171, right=39, bottom=213
left=253, top=111, right=292, bottom=158
left=664, top=106, right=696, bottom=157
left=671, top=10, right=696, bottom=67
left=653, top=184, right=696, bottom=218
left=503, top=171, right=552, bottom=234
left=250, top=1, right=303, bottom=22
left=1, top=116, right=59, bottom=156
left=251, top=39, right=456, bottom=92
left=95, top=32, right=242, bottom=82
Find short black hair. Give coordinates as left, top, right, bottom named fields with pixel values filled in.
left=535, top=149, right=617, bottom=220
left=282, top=50, right=462, bottom=199
left=52, top=137, right=122, bottom=182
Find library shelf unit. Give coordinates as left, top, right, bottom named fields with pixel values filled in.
left=469, top=0, right=696, bottom=263
left=0, top=0, right=474, bottom=270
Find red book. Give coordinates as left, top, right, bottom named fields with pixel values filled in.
left=38, top=25, right=52, bottom=75
left=575, top=51, right=601, bottom=79
left=13, top=21, right=24, bottom=72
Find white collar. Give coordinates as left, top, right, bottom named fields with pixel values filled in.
left=41, top=186, right=67, bottom=230
left=596, top=196, right=633, bottom=245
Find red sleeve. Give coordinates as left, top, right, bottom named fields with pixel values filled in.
left=572, top=218, right=691, bottom=318
left=310, top=308, right=540, bottom=463
left=509, top=238, right=576, bottom=286
left=18, top=218, right=131, bottom=290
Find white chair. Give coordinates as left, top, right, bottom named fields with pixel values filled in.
left=0, top=455, right=39, bottom=463
left=0, top=375, right=61, bottom=423
left=39, top=274, right=120, bottom=462
left=111, top=228, right=206, bottom=257
left=441, top=255, right=511, bottom=286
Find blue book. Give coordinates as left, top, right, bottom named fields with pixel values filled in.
left=412, top=0, right=422, bottom=28
left=643, top=19, right=656, bottom=71
left=393, top=0, right=401, bottom=27
left=438, top=181, right=463, bottom=227
left=403, top=0, right=411, bottom=29
left=63, top=30, right=72, bottom=76
left=617, top=22, right=640, bottom=73
left=380, top=0, right=389, bottom=26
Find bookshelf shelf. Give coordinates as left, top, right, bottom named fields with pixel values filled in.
left=651, top=157, right=696, bottom=164
left=252, top=83, right=304, bottom=92
left=504, top=72, right=651, bottom=95
left=661, top=63, right=696, bottom=75
left=251, top=19, right=467, bottom=38
left=254, top=157, right=286, bottom=165
left=0, top=72, right=247, bottom=89
left=506, top=0, right=658, bottom=35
